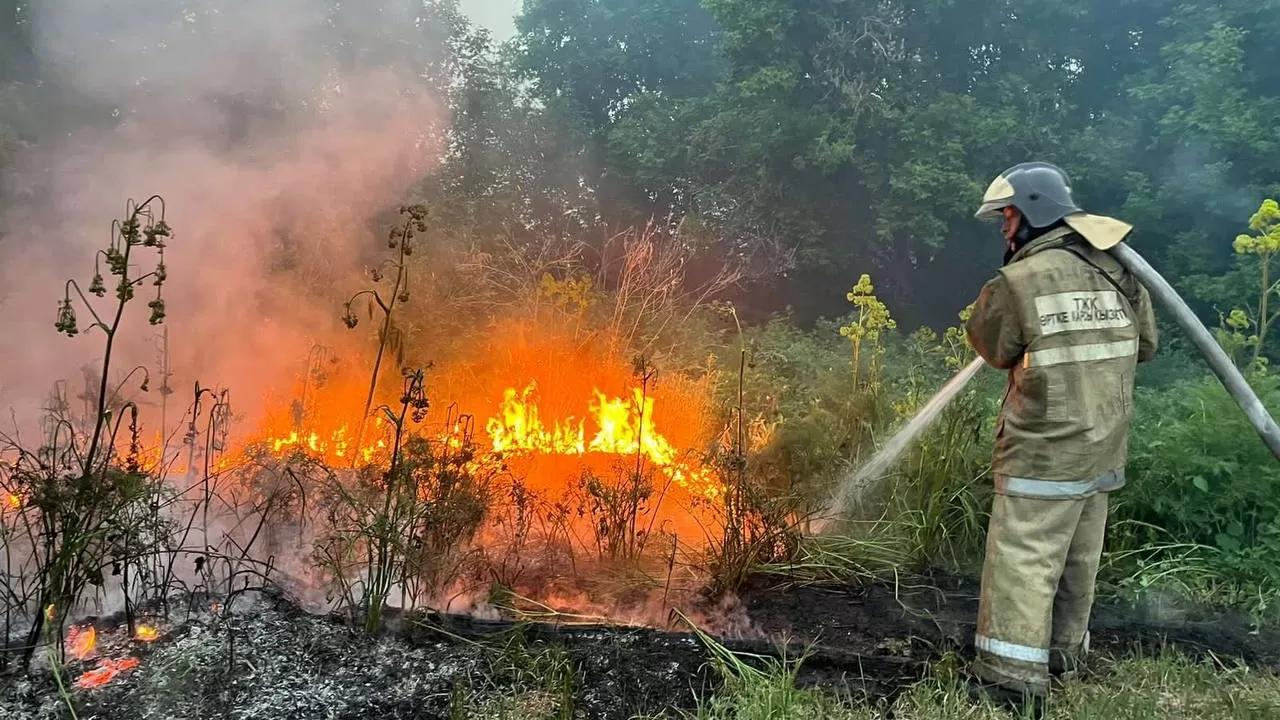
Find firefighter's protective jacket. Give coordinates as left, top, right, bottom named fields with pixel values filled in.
left=965, top=226, right=1158, bottom=498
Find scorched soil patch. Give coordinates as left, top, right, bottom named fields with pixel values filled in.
left=3, top=576, right=1278, bottom=719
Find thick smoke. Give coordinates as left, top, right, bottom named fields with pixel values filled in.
left=0, top=0, right=451, bottom=433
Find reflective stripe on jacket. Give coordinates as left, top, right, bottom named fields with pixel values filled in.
left=965, top=227, right=1159, bottom=495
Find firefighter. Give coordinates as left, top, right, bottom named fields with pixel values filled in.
left=963, top=161, right=1159, bottom=716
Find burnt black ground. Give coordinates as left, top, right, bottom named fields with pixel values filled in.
left=738, top=574, right=1280, bottom=674
left=2, top=575, right=1278, bottom=720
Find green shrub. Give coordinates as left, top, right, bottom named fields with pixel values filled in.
left=1113, top=373, right=1280, bottom=610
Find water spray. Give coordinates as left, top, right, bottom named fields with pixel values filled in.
left=811, top=355, right=985, bottom=533
left=814, top=241, right=1280, bottom=533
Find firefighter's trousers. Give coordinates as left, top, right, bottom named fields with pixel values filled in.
left=973, top=489, right=1109, bottom=694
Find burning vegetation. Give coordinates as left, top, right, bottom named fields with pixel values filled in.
left=0, top=184, right=838, bottom=720
left=234, top=345, right=719, bottom=503
left=4, top=192, right=1280, bottom=719
left=5, top=185, right=1273, bottom=720
left=0, top=197, right=776, bottom=688
left=5, top=1, right=1280, bottom=718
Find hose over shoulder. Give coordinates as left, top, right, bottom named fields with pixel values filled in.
left=1108, top=242, right=1280, bottom=461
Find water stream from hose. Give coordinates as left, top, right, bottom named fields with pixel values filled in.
left=811, top=356, right=987, bottom=534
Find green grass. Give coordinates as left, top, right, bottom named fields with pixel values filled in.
left=669, top=650, right=1280, bottom=720
left=630, top=619, right=1280, bottom=719
left=448, top=629, right=577, bottom=720
left=678, top=613, right=859, bottom=720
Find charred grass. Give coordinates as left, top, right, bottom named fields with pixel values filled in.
left=3, top=587, right=1280, bottom=720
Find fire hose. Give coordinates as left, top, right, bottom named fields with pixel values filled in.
left=1109, top=242, right=1280, bottom=461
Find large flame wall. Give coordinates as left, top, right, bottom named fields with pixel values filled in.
left=220, top=320, right=719, bottom=503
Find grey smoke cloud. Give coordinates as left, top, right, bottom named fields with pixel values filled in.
left=0, top=1, right=453, bottom=433
left=32, top=2, right=330, bottom=99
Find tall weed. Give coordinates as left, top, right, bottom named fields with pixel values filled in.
left=1, top=196, right=174, bottom=669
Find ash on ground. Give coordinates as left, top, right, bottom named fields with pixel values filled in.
left=0, top=591, right=715, bottom=720
left=6, top=577, right=1279, bottom=720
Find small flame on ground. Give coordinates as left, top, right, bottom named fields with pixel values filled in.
left=67, top=625, right=97, bottom=660
left=267, top=423, right=386, bottom=463
left=74, top=657, right=141, bottom=689
left=253, top=417, right=389, bottom=467
left=4, top=493, right=19, bottom=510
left=135, top=625, right=159, bottom=642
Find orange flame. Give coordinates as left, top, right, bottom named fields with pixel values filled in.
left=135, top=625, right=159, bottom=642
left=487, top=383, right=586, bottom=455
left=123, top=328, right=722, bottom=509
left=486, top=382, right=718, bottom=497
left=4, top=493, right=19, bottom=510
left=74, top=657, right=141, bottom=689
left=251, top=416, right=389, bottom=468
left=265, top=422, right=385, bottom=464
left=487, top=383, right=678, bottom=460
left=67, top=625, right=96, bottom=660
left=235, top=379, right=718, bottom=495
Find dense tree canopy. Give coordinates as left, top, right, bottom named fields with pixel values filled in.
left=496, top=0, right=1280, bottom=330
left=2, top=0, right=1279, bottom=334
